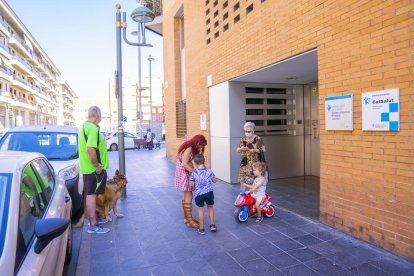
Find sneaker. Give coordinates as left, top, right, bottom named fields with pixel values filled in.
left=196, top=228, right=206, bottom=235
left=87, top=218, right=108, bottom=226
left=87, top=225, right=110, bottom=234
left=210, top=224, right=217, bottom=232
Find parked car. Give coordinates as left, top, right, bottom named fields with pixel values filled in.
left=105, top=131, right=137, bottom=151
left=0, top=151, right=72, bottom=276
left=0, top=126, right=85, bottom=221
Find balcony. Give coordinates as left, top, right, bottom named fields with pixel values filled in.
left=0, top=41, right=10, bottom=58
left=0, top=19, right=10, bottom=37
left=0, top=67, right=12, bottom=81
left=8, top=35, right=31, bottom=58
left=10, top=93, right=36, bottom=110
left=10, top=55, right=32, bottom=75
left=12, top=74, right=33, bottom=91
left=138, top=0, right=163, bottom=35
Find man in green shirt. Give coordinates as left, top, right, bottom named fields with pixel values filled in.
left=78, top=106, right=110, bottom=234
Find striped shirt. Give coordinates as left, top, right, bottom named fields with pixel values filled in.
left=189, top=168, right=215, bottom=197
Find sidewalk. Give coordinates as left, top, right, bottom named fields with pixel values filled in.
left=75, top=149, right=414, bottom=276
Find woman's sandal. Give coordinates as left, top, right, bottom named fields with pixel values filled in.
left=256, top=216, right=263, bottom=223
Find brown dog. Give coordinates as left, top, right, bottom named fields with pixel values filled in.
left=96, top=170, right=128, bottom=222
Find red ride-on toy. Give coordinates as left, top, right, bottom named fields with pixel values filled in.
left=234, top=193, right=276, bottom=223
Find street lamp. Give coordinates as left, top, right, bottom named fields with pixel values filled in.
left=148, top=54, right=154, bottom=129
left=115, top=4, right=154, bottom=197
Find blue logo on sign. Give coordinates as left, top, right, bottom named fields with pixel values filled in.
left=327, top=105, right=332, bottom=111
left=363, top=97, right=371, bottom=105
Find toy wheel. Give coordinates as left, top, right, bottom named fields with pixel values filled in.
left=264, top=205, right=276, bottom=218
left=234, top=208, right=249, bottom=223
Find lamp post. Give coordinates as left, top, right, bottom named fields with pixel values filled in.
left=148, top=54, right=154, bottom=129
left=115, top=3, right=154, bottom=197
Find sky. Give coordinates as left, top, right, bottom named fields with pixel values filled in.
left=7, top=0, right=164, bottom=101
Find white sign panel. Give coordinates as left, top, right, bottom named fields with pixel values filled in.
left=362, top=88, right=399, bottom=131
left=325, top=94, right=353, bottom=131
left=200, top=113, right=207, bottom=130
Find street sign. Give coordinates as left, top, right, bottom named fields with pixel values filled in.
left=123, top=116, right=127, bottom=122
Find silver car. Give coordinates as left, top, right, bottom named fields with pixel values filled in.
left=0, top=126, right=85, bottom=221
left=0, top=151, right=72, bottom=276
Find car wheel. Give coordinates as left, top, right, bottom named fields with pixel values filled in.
left=110, top=143, right=118, bottom=151
left=64, top=220, right=72, bottom=264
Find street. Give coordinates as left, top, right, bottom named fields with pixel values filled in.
left=67, top=148, right=414, bottom=276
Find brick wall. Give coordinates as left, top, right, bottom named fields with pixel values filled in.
left=163, top=0, right=414, bottom=260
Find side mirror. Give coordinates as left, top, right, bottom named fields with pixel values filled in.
left=34, top=218, right=70, bottom=254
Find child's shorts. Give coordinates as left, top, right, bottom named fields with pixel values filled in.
left=195, top=191, right=214, bottom=207
left=252, top=193, right=264, bottom=204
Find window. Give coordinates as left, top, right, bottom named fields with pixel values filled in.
left=207, top=28, right=211, bottom=35
left=234, top=2, right=240, bottom=11
left=31, top=158, right=55, bottom=193
left=16, top=162, right=52, bottom=270
left=223, top=1, right=228, bottom=9
left=176, top=100, right=187, bottom=138
left=223, top=12, right=228, bottom=20
left=214, top=21, right=219, bottom=28
left=246, top=4, right=253, bottom=14
left=207, top=38, right=211, bottom=45
left=206, top=8, right=210, bottom=16
left=214, top=10, right=218, bottom=18
left=206, top=18, right=210, bottom=25
left=223, top=24, right=229, bottom=32
left=215, top=31, right=219, bottom=38
left=213, top=0, right=218, bottom=7
left=234, top=14, right=240, bottom=24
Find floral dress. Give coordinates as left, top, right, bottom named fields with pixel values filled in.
left=238, top=135, right=265, bottom=185
left=175, top=151, right=194, bottom=191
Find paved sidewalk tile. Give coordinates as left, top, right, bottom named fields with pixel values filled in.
left=74, top=150, right=414, bottom=276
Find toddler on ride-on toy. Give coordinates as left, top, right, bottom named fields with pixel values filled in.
left=238, top=162, right=273, bottom=223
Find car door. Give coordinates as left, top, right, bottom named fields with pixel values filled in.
left=16, top=159, right=67, bottom=276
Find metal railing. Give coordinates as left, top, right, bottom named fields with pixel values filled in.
left=175, top=99, right=187, bottom=138
left=137, top=0, right=162, bottom=16
left=0, top=67, right=11, bottom=76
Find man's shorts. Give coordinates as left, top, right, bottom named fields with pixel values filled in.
left=83, top=170, right=107, bottom=195
left=195, top=191, right=214, bottom=207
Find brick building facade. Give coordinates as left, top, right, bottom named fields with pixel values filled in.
left=162, top=0, right=414, bottom=260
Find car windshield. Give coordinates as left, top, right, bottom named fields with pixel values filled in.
left=0, top=132, right=78, bottom=161
left=0, top=173, right=12, bottom=258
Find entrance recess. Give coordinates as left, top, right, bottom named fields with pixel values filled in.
left=209, top=49, right=320, bottom=219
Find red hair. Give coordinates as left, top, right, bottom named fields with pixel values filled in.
left=178, top=134, right=207, bottom=156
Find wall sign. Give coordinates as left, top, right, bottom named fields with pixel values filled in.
left=325, top=94, right=353, bottom=131
left=362, top=88, right=399, bottom=131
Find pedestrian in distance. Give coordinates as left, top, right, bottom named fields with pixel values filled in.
left=189, top=154, right=217, bottom=235
left=175, top=134, right=207, bottom=228
left=144, top=128, right=155, bottom=150
left=243, top=161, right=267, bottom=223
left=78, top=106, right=110, bottom=234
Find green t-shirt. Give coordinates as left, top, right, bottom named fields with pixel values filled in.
left=78, top=122, right=109, bottom=174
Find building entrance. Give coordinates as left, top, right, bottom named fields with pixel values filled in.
left=209, top=50, right=320, bottom=219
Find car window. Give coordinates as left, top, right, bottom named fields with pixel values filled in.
left=15, top=162, right=51, bottom=271
left=0, top=132, right=78, bottom=161
left=113, top=133, right=117, bottom=137
left=31, top=159, right=54, bottom=199
left=124, top=132, right=135, bottom=138
left=0, top=173, right=12, bottom=258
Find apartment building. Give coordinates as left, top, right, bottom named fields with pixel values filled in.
left=161, top=0, right=414, bottom=260
left=60, top=81, right=77, bottom=126
left=0, top=0, right=76, bottom=133
left=109, top=76, right=164, bottom=136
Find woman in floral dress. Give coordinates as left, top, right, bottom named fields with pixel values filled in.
left=236, top=122, right=266, bottom=193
